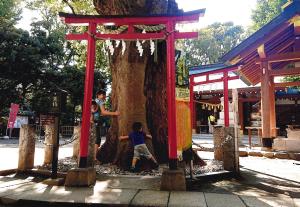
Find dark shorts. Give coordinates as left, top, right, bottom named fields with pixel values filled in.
left=95, top=123, right=106, bottom=145
left=95, top=125, right=101, bottom=145
left=182, top=147, right=194, bottom=161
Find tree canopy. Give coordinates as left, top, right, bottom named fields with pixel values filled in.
left=182, top=22, right=245, bottom=67
left=251, top=0, right=286, bottom=32
left=0, top=0, right=109, bottom=124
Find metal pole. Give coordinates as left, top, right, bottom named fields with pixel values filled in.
left=51, top=114, right=60, bottom=179
left=79, top=23, right=96, bottom=168
left=189, top=77, right=194, bottom=131
left=166, top=21, right=178, bottom=170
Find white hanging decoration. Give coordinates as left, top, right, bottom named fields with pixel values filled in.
left=102, top=44, right=108, bottom=56
left=136, top=39, right=143, bottom=56
left=142, top=29, right=146, bottom=44
left=105, top=39, right=114, bottom=55
left=121, top=40, right=126, bottom=55
left=150, top=39, right=155, bottom=55
left=115, top=40, right=121, bottom=48
left=105, top=39, right=112, bottom=48
left=109, top=45, right=114, bottom=55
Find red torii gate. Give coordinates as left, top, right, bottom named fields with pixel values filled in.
left=59, top=9, right=205, bottom=169
left=189, top=65, right=240, bottom=129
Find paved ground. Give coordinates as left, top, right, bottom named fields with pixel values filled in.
left=0, top=135, right=300, bottom=206
left=0, top=171, right=299, bottom=207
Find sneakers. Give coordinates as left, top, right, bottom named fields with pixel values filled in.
left=152, top=163, right=159, bottom=170
left=130, top=166, right=137, bottom=173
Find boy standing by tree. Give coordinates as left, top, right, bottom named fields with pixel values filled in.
left=94, top=90, right=119, bottom=161
left=120, top=122, right=158, bottom=172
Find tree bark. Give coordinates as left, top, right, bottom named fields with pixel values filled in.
left=94, top=0, right=181, bottom=166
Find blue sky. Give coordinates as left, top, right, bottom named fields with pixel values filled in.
left=17, top=0, right=257, bottom=31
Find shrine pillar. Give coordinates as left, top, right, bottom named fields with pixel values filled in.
left=260, top=61, right=272, bottom=148
left=269, top=76, right=277, bottom=138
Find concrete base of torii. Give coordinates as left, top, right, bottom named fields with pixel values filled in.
left=160, top=169, right=186, bottom=191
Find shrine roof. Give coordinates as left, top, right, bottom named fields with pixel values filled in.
left=220, top=0, right=300, bottom=85
left=189, top=63, right=231, bottom=75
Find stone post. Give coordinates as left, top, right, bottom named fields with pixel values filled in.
left=213, top=126, right=239, bottom=173
left=18, top=125, right=35, bottom=171
left=222, top=127, right=236, bottom=172
left=213, top=126, right=224, bottom=161
left=72, top=125, right=81, bottom=158
left=44, top=124, right=56, bottom=165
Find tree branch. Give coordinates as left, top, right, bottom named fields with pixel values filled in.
left=62, top=0, right=76, bottom=15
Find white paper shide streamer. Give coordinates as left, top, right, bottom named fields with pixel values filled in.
left=136, top=39, right=143, bottom=56
left=150, top=39, right=155, bottom=55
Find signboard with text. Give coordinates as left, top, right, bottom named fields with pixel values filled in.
left=175, top=87, right=190, bottom=101
left=40, top=115, right=56, bottom=126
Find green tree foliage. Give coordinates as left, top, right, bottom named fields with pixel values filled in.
left=251, top=0, right=286, bottom=32
left=182, top=22, right=245, bottom=66
left=0, top=0, right=21, bottom=26
left=0, top=1, right=109, bottom=124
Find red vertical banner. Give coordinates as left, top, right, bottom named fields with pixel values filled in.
left=7, top=103, right=19, bottom=129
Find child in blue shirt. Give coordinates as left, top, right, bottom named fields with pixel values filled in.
left=120, top=122, right=158, bottom=171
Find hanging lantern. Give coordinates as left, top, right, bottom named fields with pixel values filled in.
left=202, top=104, right=205, bottom=110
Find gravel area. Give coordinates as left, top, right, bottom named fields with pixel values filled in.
left=36, top=157, right=224, bottom=177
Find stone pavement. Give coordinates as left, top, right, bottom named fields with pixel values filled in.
left=0, top=173, right=299, bottom=207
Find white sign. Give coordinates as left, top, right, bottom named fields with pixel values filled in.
left=14, top=116, right=28, bottom=128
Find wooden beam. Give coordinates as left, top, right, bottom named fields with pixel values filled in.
left=256, top=51, right=300, bottom=64
left=269, top=77, right=276, bottom=138
left=66, top=31, right=198, bottom=41
left=269, top=67, right=300, bottom=76
left=59, top=10, right=204, bottom=25
left=261, top=62, right=271, bottom=140
left=257, top=44, right=266, bottom=58
left=275, top=81, right=300, bottom=87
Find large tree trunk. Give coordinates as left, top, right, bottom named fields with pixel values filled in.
left=94, top=0, right=181, bottom=166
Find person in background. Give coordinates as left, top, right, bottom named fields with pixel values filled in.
left=208, top=113, right=216, bottom=134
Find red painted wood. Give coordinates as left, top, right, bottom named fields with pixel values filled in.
left=61, top=12, right=202, bottom=25
left=66, top=32, right=198, bottom=41
left=192, top=75, right=238, bottom=86
left=166, top=21, right=177, bottom=160
left=223, top=72, right=229, bottom=127
left=191, top=65, right=238, bottom=78
left=95, top=32, right=165, bottom=40
left=79, top=23, right=96, bottom=159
